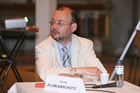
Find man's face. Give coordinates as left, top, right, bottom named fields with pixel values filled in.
left=50, top=10, right=73, bottom=43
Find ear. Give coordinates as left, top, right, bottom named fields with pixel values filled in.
left=71, top=23, right=77, bottom=33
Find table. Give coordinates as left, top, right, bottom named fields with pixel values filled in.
left=8, top=81, right=140, bottom=93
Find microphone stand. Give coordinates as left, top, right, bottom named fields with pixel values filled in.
left=110, top=20, right=140, bottom=80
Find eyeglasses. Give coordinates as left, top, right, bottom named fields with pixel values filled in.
left=49, top=20, right=73, bottom=27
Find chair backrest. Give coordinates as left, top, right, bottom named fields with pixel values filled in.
left=134, top=31, right=140, bottom=51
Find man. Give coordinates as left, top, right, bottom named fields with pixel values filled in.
left=36, top=7, right=107, bottom=82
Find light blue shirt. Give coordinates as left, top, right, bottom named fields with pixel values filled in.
left=56, top=41, right=72, bottom=66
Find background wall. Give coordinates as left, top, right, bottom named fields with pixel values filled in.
left=0, top=0, right=140, bottom=55
left=36, top=0, right=57, bottom=44
left=110, top=0, right=140, bottom=55
left=110, top=0, right=133, bottom=55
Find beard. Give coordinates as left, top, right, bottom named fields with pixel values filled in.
left=51, top=28, right=72, bottom=43
left=51, top=29, right=65, bottom=42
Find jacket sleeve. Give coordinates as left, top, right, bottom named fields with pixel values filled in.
left=35, top=44, right=71, bottom=81
left=83, top=40, right=107, bottom=74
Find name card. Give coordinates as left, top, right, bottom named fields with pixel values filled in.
left=44, top=75, right=86, bottom=93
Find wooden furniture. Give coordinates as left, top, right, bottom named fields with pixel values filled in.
left=128, top=31, right=140, bottom=86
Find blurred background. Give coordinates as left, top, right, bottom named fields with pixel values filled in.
left=0, top=0, right=140, bottom=92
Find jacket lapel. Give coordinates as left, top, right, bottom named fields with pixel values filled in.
left=50, top=35, right=80, bottom=67
left=71, top=35, right=80, bottom=67
left=51, top=38, right=62, bottom=66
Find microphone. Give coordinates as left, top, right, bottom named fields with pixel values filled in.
left=85, top=82, right=117, bottom=88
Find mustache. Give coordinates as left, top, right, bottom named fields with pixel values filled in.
left=51, top=29, right=59, bottom=34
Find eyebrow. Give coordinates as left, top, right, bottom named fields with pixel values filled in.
left=51, top=18, right=63, bottom=22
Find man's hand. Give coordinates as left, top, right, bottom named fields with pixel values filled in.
left=58, top=67, right=102, bottom=82
left=75, top=67, right=102, bottom=80
left=59, top=73, right=80, bottom=78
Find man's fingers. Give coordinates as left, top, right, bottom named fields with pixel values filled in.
left=95, top=68, right=102, bottom=80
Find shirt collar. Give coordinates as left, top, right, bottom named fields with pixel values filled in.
left=56, top=40, right=72, bottom=50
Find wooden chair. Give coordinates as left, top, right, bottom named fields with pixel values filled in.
left=133, top=31, right=140, bottom=86
left=128, top=31, right=140, bottom=86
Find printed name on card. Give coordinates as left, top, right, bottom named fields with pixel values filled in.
left=44, top=75, right=86, bottom=93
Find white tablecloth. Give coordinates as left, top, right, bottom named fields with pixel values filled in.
left=8, top=81, right=140, bottom=93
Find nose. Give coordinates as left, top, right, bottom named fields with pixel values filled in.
left=50, top=23, right=58, bottom=31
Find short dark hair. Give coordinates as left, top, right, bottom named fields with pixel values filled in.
left=57, top=7, right=77, bottom=23
left=71, top=11, right=77, bottom=23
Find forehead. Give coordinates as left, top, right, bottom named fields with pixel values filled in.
left=52, top=9, right=72, bottom=22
